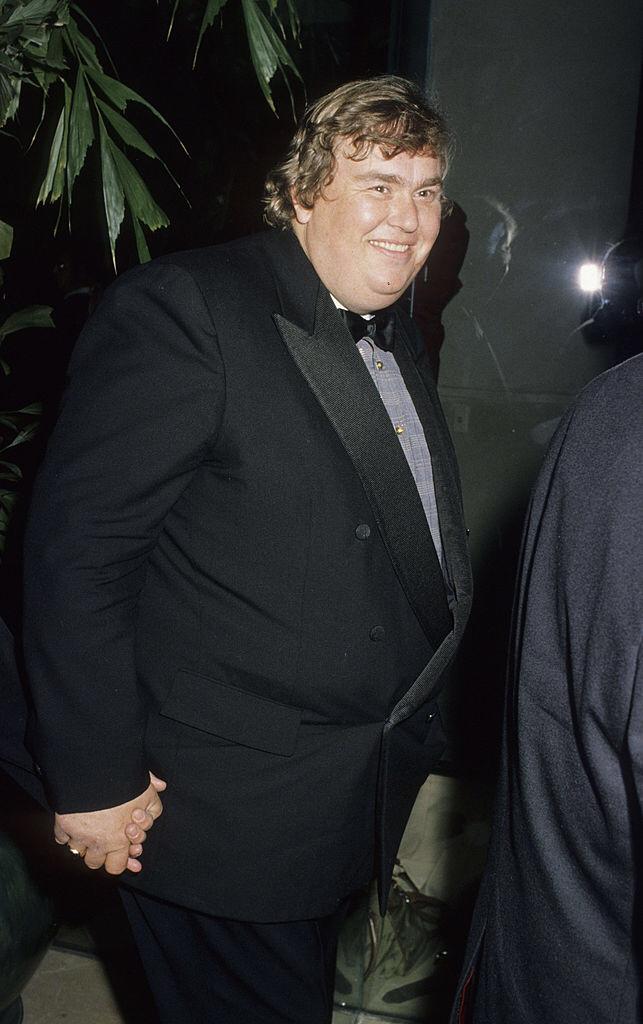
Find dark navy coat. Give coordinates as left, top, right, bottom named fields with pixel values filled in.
left=452, top=355, right=643, bottom=1024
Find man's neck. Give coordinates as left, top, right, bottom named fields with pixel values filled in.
left=330, top=294, right=373, bottom=319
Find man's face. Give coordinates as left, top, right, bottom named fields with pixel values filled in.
left=292, top=143, right=444, bottom=313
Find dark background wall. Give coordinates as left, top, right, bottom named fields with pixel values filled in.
left=419, top=0, right=643, bottom=768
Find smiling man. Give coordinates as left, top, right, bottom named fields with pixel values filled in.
left=23, top=77, right=471, bottom=1023
left=292, top=145, right=444, bottom=310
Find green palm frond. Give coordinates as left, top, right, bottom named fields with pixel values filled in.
left=168, top=0, right=301, bottom=109
left=2, top=1, right=302, bottom=268
left=241, top=0, right=300, bottom=113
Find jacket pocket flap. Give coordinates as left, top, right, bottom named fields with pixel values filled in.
left=160, top=670, right=300, bottom=756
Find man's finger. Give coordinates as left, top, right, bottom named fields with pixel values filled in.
left=126, top=857, right=143, bottom=873
left=149, top=772, right=167, bottom=792
left=83, top=848, right=107, bottom=871
left=131, top=807, right=154, bottom=829
left=125, top=822, right=146, bottom=841
left=128, top=843, right=143, bottom=857
left=54, top=826, right=71, bottom=845
left=103, top=848, right=130, bottom=876
left=124, top=824, right=148, bottom=843
left=145, top=795, right=163, bottom=820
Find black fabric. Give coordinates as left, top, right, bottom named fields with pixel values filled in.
left=275, top=293, right=452, bottom=654
left=22, top=228, right=472, bottom=921
left=450, top=354, right=643, bottom=1024
left=275, top=289, right=472, bottom=915
left=0, top=616, right=47, bottom=807
left=120, top=887, right=351, bottom=1024
left=337, top=306, right=396, bottom=350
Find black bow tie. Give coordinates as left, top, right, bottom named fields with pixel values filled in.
left=338, top=306, right=396, bottom=351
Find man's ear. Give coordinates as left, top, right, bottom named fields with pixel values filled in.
left=290, top=189, right=312, bottom=225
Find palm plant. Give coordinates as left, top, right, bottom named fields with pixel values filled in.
left=0, top=214, right=52, bottom=554
left=0, top=0, right=301, bottom=556
left=1, top=0, right=301, bottom=266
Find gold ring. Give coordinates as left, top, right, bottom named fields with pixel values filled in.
left=68, top=847, right=80, bottom=855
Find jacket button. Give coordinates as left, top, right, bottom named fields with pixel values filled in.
left=355, top=523, right=371, bottom=540
left=370, top=625, right=385, bottom=642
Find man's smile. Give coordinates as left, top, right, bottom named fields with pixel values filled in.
left=368, top=240, right=412, bottom=253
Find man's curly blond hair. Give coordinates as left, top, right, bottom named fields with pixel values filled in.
left=264, top=76, right=453, bottom=228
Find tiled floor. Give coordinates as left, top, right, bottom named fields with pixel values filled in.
left=20, top=947, right=399, bottom=1024
left=21, top=947, right=127, bottom=1024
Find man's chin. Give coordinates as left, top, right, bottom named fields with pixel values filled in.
left=368, top=285, right=410, bottom=307
left=365, top=271, right=418, bottom=305
left=336, top=274, right=412, bottom=311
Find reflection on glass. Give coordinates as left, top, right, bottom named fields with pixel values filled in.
left=578, top=262, right=603, bottom=292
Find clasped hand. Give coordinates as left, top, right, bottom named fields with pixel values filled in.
left=54, top=771, right=166, bottom=875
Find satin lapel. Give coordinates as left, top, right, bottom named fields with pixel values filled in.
left=394, top=318, right=473, bottom=629
left=274, top=287, right=452, bottom=652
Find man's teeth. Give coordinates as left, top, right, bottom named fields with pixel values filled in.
left=369, top=241, right=409, bottom=252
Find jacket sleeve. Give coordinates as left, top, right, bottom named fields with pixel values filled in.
left=23, top=259, right=225, bottom=813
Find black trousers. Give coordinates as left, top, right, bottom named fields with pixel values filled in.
left=120, top=887, right=352, bottom=1024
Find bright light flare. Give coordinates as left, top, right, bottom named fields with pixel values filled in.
left=578, top=263, right=603, bottom=293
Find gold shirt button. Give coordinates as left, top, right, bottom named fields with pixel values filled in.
left=395, top=424, right=405, bottom=435
left=375, top=360, right=384, bottom=370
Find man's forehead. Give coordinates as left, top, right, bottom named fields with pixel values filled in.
left=337, top=138, right=439, bottom=162
left=334, top=142, right=443, bottom=184
left=350, top=167, right=443, bottom=186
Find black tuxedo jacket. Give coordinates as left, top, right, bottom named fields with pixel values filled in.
left=451, top=355, right=643, bottom=1023
left=23, top=229, right=472, bottom=921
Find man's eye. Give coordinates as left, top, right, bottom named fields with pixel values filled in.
left=418, top=189, right=439, bottom=201
left=372, top=185, right=388, bottom=193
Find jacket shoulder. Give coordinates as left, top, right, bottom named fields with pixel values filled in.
left=153, top=231, right=276, bottom=286
left=150, top=230, right=303, bottom=312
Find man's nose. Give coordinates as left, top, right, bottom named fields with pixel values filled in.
left=387, top=192, right=419, bottom=232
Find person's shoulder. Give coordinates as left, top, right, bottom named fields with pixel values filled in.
left=154, top=230, right=274, bottom=276
left=106, top=231, right=276, bottom=286
left=152, top=229, right=301, bottom=296
left=576, top=353, right=643, bottom=406
left=543, top=355, right=643, bottom=496
left=565, top=354, right=643, bottom=443
left=91, top=233, right=284, bottom=318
